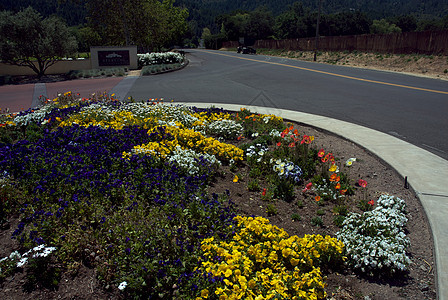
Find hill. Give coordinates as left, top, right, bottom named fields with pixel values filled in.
left=0, top=0, right=86, bottom=26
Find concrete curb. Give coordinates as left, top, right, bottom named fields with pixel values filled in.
left=178, top=102, right=447, bottom=300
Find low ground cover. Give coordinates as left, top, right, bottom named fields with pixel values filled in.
left=0, top=93, right=434, bottom=299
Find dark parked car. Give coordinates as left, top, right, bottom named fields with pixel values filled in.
left=237, top=46, right=256, bottom=54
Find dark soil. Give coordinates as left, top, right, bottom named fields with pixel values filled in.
left=0, top=103, right=436, bottom=299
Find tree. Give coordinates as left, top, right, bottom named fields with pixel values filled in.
left=0, top=7, right=77, bottom=78
left=370, top=19, right=402, bottom=34
left=274, top=2, right=312, bottom=39
left=247, top=6, right=275, bottom=40
left=85, top=0, right=188, bottom=50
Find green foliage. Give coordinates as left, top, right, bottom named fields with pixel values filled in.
left=273, top=178, right=295, bottom=202
left=86, top=0, right=189, bottom=50
left=0, top=7, right=77, bottom=78
left=316, top=209, right=325, bottom=216
left=333, top=215, right=346, bottom=227
left=247, top=178, right=260, bottom=192
left=265, top=203, right=277, bottom=216
left=291, top=213, right=301, bottom=221
left=67, top=68, right=127, bottom=80
left=370, top=19, right=402, bottom=34
left=357, top=199, right=374, bottom=212
left=333, top=205, right=349, bottom=216
left=311, top=216, right=323, bottom=227
left=141, top=63, right=182, bottom=75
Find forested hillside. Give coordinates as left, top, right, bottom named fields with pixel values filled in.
left=1, top=0, right=447, bottom=49
left=2, top=0, right=447, bottom=29
left=0, top=0, right=85, bottom=26
left=177, top=0, right=448, bottom=32
left=177, top=0, right=448, bottom=17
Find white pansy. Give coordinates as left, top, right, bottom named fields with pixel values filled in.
left=118, top=281, right=128, bottom=291
left=345, top=157, right=357, bottom=166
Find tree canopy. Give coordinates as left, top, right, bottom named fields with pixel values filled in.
left=85, top=0, right=188, bottom=50
left=0, top=7, right=77, bottom=78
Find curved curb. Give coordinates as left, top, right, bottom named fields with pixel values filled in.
left=178, top=102, right=448, bottom=300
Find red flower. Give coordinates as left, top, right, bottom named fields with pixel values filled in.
left=302, top=182, right=312, bottom=193
left=262, top=188, right=267, bottom=196
left=358, top=179, right=368, bottom=188
left=288, top=142, right=295, bottom=148
left=277, top=142, right=282, bottom=147
left=318, top=148, right=325, bottom=158
left=368, top=199, right=375, bottom=206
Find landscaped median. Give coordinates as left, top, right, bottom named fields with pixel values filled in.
left=0, top=93, right=413, bottom=299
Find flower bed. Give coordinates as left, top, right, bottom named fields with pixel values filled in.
left=0, top=93, right=416, bottom=299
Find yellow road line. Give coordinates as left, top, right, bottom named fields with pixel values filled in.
left=200, top=50, right=448, bottom=95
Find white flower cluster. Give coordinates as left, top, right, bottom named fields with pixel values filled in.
left=337, top=194, right=410, bottom=274
left=0, top=170, right=11, bottom=188
left=0, top=245, right=57, bottom=274
left=246, top=144, right=269, bottom=163
left=206, top=119, right=243, bottom=140
left=270, top=158, right=303, bottom=183
left=269, top=129, right=281, bottom=138
left=137, top=52, right=184, bottom=67
left=13, top=105, right=53, bottom=126
left=313, top=178, right=345, bottom=201
left=168, top=146, right=221, bottom=175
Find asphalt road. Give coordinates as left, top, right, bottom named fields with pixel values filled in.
left=126, top=49, right=448, bottom=160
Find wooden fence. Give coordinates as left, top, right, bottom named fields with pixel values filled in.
left=223, top=30, right=448, bottom=55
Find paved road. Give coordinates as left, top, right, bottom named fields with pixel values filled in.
left=127, top=49, right=448, bottom=160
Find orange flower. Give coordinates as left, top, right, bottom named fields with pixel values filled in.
left=315, top=196, right=321, bottom=202
left=335, top=183, right=341, bottom=189
left=293, top=129, right=299, bottom=136
left=340, top=189, right=347, bottom=195
left=329, top=173, right=340, bottom=182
